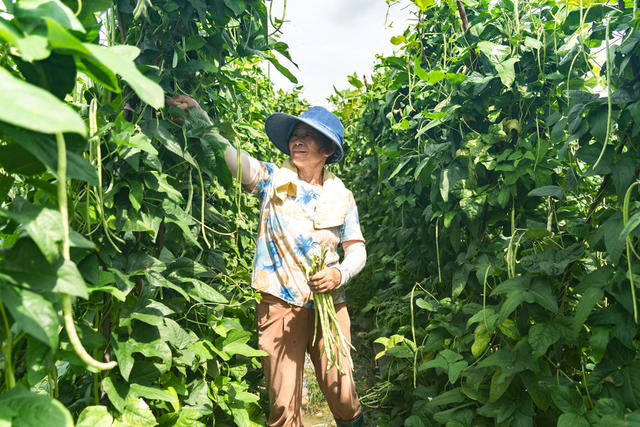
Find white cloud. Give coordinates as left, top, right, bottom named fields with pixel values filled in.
left=265, top=0, right=415, bottom=108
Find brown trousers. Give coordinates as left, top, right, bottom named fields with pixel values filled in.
left=256, top=293, right=362, bottom=426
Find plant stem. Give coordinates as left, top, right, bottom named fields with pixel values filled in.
left=581, top=357, right=593, bottom=409
left=0, top=301, right=15, bottom=391
left=435, top=217, right=442, bottom=284
left=623, top=181, right=640, bottom=323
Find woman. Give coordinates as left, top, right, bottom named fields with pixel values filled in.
left=167, top=95, right=366, bottom=427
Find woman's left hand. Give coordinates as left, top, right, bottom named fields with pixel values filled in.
left=309, top=268, right=342, bottom=293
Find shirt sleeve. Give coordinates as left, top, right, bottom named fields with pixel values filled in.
left=244, top=161, right=277, bottom=201
left=339, top=191, right=364, bottom=243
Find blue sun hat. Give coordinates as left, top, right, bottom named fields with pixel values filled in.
left=264, top=106, right=344, bottom=164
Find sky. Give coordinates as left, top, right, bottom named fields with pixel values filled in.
left=264, top=0, right=416, bottom=107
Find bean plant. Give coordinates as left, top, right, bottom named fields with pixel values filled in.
left=0, top=0, right=306, bottom=425
left=334, top=0, right=640, bottom=425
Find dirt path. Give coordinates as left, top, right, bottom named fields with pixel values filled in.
left=301, top=355, right=336, bottom=426
left=301, top=333, right=374, bottom=427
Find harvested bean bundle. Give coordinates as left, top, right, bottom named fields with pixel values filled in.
left=306, top=246, right=354, bottom=374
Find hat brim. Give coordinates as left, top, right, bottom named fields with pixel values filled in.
left=265, top=113, right=343, bottom=164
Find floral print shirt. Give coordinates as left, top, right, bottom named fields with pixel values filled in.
left=246, top=161, right=364, bottom=307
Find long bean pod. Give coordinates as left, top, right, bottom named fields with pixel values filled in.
left=307, top=247, right=353, bottom=374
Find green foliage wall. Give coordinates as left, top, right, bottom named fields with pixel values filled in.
left=0, top=0, right=306, bottom=425
left=334, top=0, right=640, bottom=425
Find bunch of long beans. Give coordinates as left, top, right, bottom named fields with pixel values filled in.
left=307, top=247, right=354, bottom=374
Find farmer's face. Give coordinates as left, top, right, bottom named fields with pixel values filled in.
left=288, top=123, right=333, bottom=170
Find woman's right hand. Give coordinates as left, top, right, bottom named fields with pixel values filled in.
left=165, top=94, right=209, bottom=125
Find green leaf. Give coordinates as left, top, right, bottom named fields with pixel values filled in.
left=619, top=210, right=640, bottom=241
left=440, top=166, right=464, bottom=202
left=347, top=73, right=364, bottom=88
left=15, top=0, right=85, bottom=32
left=0, top=386, right=73, bottom=426
left=426, top=70, right=446, bottom=85
left=44, top=17, right=90, bottom=54
left=84, top=44, right=164, bottom=108
left=119, top=133, right=158, bottom=156
left=527, top=185, right=564, bottom=199
left=413, top=0, right=435, bottom=11
left=459, top=195, right=485, bottom=220
left=524, top=36, right=542, bottom=49
left=530, top=279, right=558, bottom=313
left=549, top=385, right=585, bottom=414
left=602, top=215, right=625, bottom=263
left=145, top=271, right=190, bottom=300
left=572, top=286, right=604, bottom=331
left=150, top=121, right=196, bottom=166
left=415, top=297, right=437, bottom=311
left=0, top=126, right=98, bottom=185
left=589, top=327, right=610, bottom=363
left=101, top=377, right=128, bottom=413
left=529, top=322, right=561, bottom=358
left=54, top=259, right=89, bottom=298
left=520, top=371, right=550, bottom=410
left=162, top=199, right=202, bottom=250
left=0, top=198, right=62, bottom=262
left=405, top=415, right=426, bottom=427
left=0, top=68, right=86, bottom=135
left=112, top=334, right=172, bottom=381
left=520, top=244, right=584, bottom=276
left=498, top=289, right=534, bottom=321
left=0, top=143, right=47, bottom=175
left=26, top=335, right=55, bottom=386
left=489, top=368, right=514, bottom=402
left=587, top=106, right=609, bottom=145
left=1, top=285, right=58, bottom=348
left=452, top=263, right=471, bottom=298
left=626, top=360, right=640, bottom=408
left=448, top=360, right=468, bottom=384
left=145, top=172, right=183, bottom=202
left=419, top=356, right=449, bottom=372
left=222, top=341, right=267, bottom=358
left=0, top=237, right=88, bottom=298
left=76, top=406, right=114, bottom=427
left=263, top=54, right=298, bottom=84
left=14, top=52, right=76, bottom=100
left=129, top=383, right=179, bottom=404
left=628, top=100, right=640, bottom=127
left=477, top=41, right=510, bottom=63
left=0, top=174, right=14, bottom=200
left=495, top=57, right=519, bottom=88
left=181, top=277, right=228, bottom=303
left=159, top=317, right=197, bottom=350
left=156, top=408, right=205, bottom=427
left=612, top=158, right=636, bottom=196
left=223, top=0, right=246, bottom=15
left=185, top=35, right=206, bottom=51
left=594, top=398, right=624, bottom=417
left=491, top=276, right=531, bottom=296
left=121, top=299, right=174, bottom=327
left=557, top=413, right=589, bottom=427
left=41, top=19, right=119, bottom=93
left=118, top=396, right=156, bottom=427
left=0, top=17, right=50, bottom=61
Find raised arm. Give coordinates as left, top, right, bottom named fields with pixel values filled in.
left=166, top=95, right=261, bottom=185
